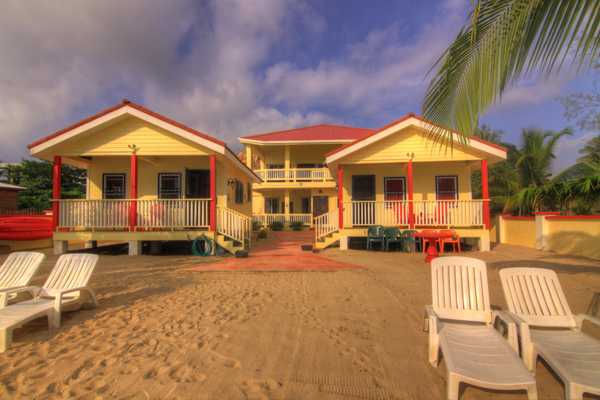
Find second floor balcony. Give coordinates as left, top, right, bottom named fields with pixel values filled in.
left=254, top=168, right=334, bottom=186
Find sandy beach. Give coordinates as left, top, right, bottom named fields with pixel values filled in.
left=0, top=236, right=599, bottom=400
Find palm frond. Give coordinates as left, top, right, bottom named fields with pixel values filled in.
left=423, top=0, right=600, bottom=138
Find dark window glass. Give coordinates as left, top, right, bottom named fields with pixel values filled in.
left=436, top=176, right=458, bottom=200
left=265, top=198, right=279, bottom=213
left=235, top=181, right=244, bottom=204
left=384, top=177, right=406, bottom=200
left=103, top=174, right=126, bottom=199
left=247, top=182, right=252, bottom=202
left=352, top=175, right=376, bottom=200
left=158, top=173, right=181, bottom=199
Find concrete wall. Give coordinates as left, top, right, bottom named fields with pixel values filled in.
left=545, top=216, right=600, bottom=260
left=499, top=216, right=537, bottom=248
left=498, top=214, right=600, bottom=260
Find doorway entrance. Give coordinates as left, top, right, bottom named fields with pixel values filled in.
left=312, top=196, right=328, bottom=217
left=186, top=170, right=210, bottom=198
left=351, top=175, right=375, bottom=225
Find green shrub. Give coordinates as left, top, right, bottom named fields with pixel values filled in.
left=257, top=228, right=268, bottom=239
left=252, top=220, right=263, bottom=231
left=269, top=221, right=284, bottom=231
left=290, top=221, right=304, bottom=231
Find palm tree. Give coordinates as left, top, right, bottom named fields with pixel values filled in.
left=578, top=135, right=600, bottom=165
left=422, top=1, right=599, bottom=138
left=515, top=128, right=572, bottom=187
left=503, top=128, right=572, bottom=214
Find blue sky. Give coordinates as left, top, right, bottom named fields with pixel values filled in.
left=1, top=0, right=596, bottom=172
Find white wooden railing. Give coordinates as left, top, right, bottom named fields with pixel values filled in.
left=217, top=206, right=251, bottom=245
left=59, top=199, right=132, bottom=229
left=343, top=200, right=484, bottom=227
left=253, top=213, right=313, bottom=226
left=57, top=199, right=211, bottom=229
left=314, top=210, right=339, bottom=241
left=254, top=168, right=333, bottom=182
left=136, top=199, right=210, bottom=228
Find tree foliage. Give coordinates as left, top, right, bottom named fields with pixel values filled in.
left=8, top=160, right=86, bottom=211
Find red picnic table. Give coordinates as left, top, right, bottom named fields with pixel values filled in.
left=414, top=230, right=455, bottom=263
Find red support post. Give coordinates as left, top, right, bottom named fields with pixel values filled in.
left=481, top=159, right=490, bottom=229
left=52, top=156, right=62, bottom=231
left=129, top=152, right=138, bottom=230
left=209, top=154, right=216, bottom=231
left=407, top=159, right=414, bottom=228
left=337, top=165, right=344, bottom=229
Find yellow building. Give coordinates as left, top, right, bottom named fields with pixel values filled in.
left=240, top=124, right=374, bottom=228
left=242, top=114, right=507, bottom=251
left=28, top=100, right=259, bottom=255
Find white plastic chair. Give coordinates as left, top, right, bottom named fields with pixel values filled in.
left=0, top=252, right=45, bottom=302
left=425, top=257, right=537, bottom=400
left=0, top=254, right=99, bottom=352
left=500, top=267, right=600, bottom=400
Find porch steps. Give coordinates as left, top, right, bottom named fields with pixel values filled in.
left=215, top=234, right=246, bottom=255
left=314, top=231, right=340, bottom=250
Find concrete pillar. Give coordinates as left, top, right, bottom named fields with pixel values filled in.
left=498, top=214, right=507, bottom=244
left=339, top=235, right=348, bottom=251
left=128, top=240, right=142, bottom=256
left=479, top=230, right=490, bottom=252
left=84, top=240, right=98, bottom=249
left=534, top=212, right=560, bottom=250
left=53, top=240, right=68, bottom=255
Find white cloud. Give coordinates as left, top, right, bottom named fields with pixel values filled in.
left=0, top=0, right=472, bottom=161
left=494, top=78, right=568, bottom=110
left=263, top=0, right=469, bottom=116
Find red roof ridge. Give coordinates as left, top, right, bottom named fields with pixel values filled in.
left=324, top=113, right=508, bottom=158
left=28, top=99, right=225, bottom=149
left=240, top=123, right=375, bottom=140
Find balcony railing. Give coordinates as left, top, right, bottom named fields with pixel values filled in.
left=253, top=213, right=313, bottom=226
left=254, top=168, right=333, bottom=183
left=343, top=200, right=484, bottom=227
left=58, top=199, right=211, bottom=230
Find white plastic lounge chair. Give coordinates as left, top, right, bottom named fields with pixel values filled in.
left=425, top=257, right=537, bottom=400
left=500, top=267, right=600, bottom=400
left=0, top=252, right=45, bottom=303
left=0, top=253, right=99, bottom=352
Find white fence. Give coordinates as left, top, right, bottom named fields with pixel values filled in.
left=57, top=199, right=211, bottom=229
left=253, top=213, right=312, bottom=226
left=255, top=168, right=332, bottom=182
left=343, top=200, right=483, bottom=227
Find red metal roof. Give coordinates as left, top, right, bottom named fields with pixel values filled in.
left=240, top=124, right=375, bottom=142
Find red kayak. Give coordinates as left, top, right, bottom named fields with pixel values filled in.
left=0, top=215, right=53, bottom=241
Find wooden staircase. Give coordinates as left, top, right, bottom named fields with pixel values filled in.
left=314, top=231, right=340, bottom=250
left=313, top=210, right=339, bottom=250
left=216, top=207, right=251, bottom=255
